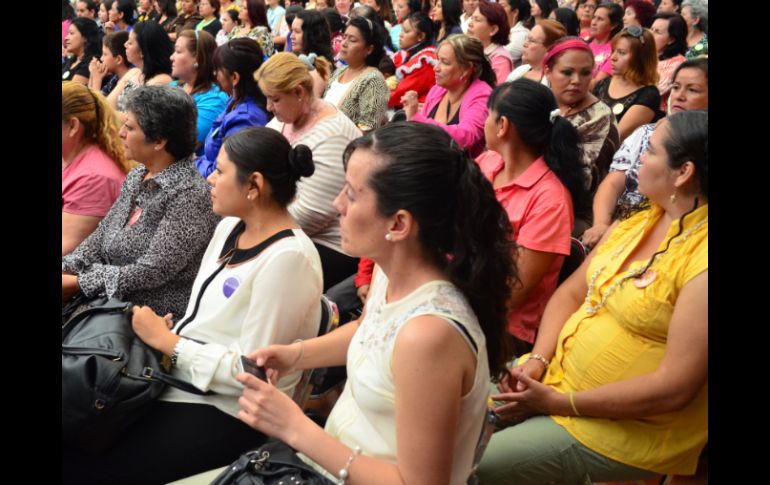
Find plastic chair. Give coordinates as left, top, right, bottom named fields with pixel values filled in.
left=558, top=237, right=588, bottom=284
left=291, top=295, right=340, bottom=408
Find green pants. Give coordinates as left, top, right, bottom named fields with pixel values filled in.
left=476, top=415, right=659, bottom=484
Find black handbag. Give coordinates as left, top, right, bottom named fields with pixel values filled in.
left=62, top=296, right=208, bottom=453
left=210, top=440, right=334, bottom=485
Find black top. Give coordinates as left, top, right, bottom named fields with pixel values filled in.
left=592, top=77, right=662, bottom=123
left=62, top=55, right=93, bottom=82
left=201, top=18, right=222, bottom=38
left=428, top=97, right=461, bottom=125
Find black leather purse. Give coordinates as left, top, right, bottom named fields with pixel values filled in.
left=62, top=296, right=208, bottom=453
left=210, top=440, right=334, bottom=485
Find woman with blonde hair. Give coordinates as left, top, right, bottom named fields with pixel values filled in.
left=402, top=34, right=496, bottom=157
left=257, top=52, right=362, bottom=290
left=62, top=81, right=131, bottom=256
left=592, top=25, right=661, bottom=141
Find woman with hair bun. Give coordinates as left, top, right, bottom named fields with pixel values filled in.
left=65, top=126, right=322, bottom=485
left=234, top=121, right=519, bottom=485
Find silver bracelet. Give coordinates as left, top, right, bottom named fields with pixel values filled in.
left=337, top=445, right=362, bottom=484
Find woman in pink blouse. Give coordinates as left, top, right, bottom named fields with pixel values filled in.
left=402, top=34, right=496, bottom=157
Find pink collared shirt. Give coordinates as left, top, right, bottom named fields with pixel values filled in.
left=476, top=151, right=574, bottom=342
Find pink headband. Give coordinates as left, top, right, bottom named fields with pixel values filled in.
left=543, top=39, right=593, bottom=68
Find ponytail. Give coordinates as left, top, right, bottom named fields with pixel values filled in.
left=488, top=79, right=590, bottom=220
left=343, top=122, right=519, bottom=380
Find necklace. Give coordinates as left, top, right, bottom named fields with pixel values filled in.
left=583, top=216, right=707, bottom=315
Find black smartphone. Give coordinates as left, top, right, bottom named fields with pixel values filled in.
left=239, top=355, right=267, bottom=381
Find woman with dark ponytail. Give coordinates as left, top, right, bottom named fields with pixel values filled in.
left=65, top=127, right=323, bottom=484
left=478, top=78, right=589, bottom=355
left=235, top=122, right=519, bottom=484
left=478, top=110, right=708, bottom=484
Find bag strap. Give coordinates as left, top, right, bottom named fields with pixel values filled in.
left=174, top=228, right=295, bottom=334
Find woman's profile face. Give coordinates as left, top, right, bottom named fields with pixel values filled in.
left=98, top=3, right=109, bottom=23
left=637, top=119, right=675, bottom=202
left=124, top=31, right=143, bottom=65
left=521, top=24, right=547, bottom=66
left=290, top=17, right=304, bottom=53
left=65, top=25, right=85, bottom=56
left=434, top=43, right=468, bottom=89
left=171, top=37, right=197, bottom=81
left=332, top=148, right=389, bottom=257
left=261, top=83, right=305, bottom=124
left=467, top=8, right=496, bottom=46
left=109, top=1, right=121, bottom=22
left=207, top=147, right=249, bottom=217
left=119, top=111, right=153, bottom=163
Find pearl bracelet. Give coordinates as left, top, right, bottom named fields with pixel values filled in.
left=337, top=446, right=362, bottom=484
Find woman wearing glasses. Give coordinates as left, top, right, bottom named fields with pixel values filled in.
left=592, top=25, right=661, bottom=142
left=506, top=19, right=566, bottom=85
left=577, top=0, right=597, bottom=39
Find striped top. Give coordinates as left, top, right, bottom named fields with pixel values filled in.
left=267, top=110, right=362, bottom=253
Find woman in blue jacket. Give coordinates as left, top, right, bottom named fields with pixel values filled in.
left=196, top=37, right=271, bottom=178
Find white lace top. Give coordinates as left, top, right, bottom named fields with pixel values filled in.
left=308, top=269, right=490, bottom=484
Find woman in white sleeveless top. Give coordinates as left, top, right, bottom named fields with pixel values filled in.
left=235, top=122, right=519, bottom=484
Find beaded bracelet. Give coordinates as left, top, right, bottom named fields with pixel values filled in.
left=337, top=446, right=362, bottom=484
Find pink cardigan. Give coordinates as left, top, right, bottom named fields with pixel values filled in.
left=411, top=78, right=492, bottom=157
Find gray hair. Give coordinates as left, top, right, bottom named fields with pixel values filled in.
left=125, top=85, right=198, bottom=160
left=682, top=0, right=707, bottom=33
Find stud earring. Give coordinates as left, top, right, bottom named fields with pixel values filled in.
left=385, top=234, right=393, bottom=241
left=670, top=190, right=677, bottom=204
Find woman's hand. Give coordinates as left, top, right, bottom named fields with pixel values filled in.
left=491, top=373, right=561, bottom=422
left=581, top=222, right=610, bottom=249
left=248, top=342, right=303, bottom=385
left=132, top=305, right=174, bottom=350
left=89, top=58, right=107, bottom=79
left=401, top=90, right=420, bottom=120
left=62, top=274, right=81, bottom=302
left=103, top=20, right=116, bottom=33
left=356, top=284, right=370, bottom=304
left=237, top=372, right=312, bottom=444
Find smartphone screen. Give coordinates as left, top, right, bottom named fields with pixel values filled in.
left=239, top=355, right=267, bottom=381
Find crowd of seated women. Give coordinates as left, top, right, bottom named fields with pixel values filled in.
left=62, top=0, right=709, bottom=483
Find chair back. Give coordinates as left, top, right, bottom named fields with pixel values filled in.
left=558, top=237, right=588, bottom=284
left=291, top=295, right=340, bottom=407
left=467, top=408, right=498, bottom=485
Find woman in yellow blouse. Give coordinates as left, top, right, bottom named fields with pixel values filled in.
left=476, top=109, right=708, bottom=484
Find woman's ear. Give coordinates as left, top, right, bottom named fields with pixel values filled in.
left=387, top=209, right=414, bottom=242
left=674, top=160, right=696, bottom=190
